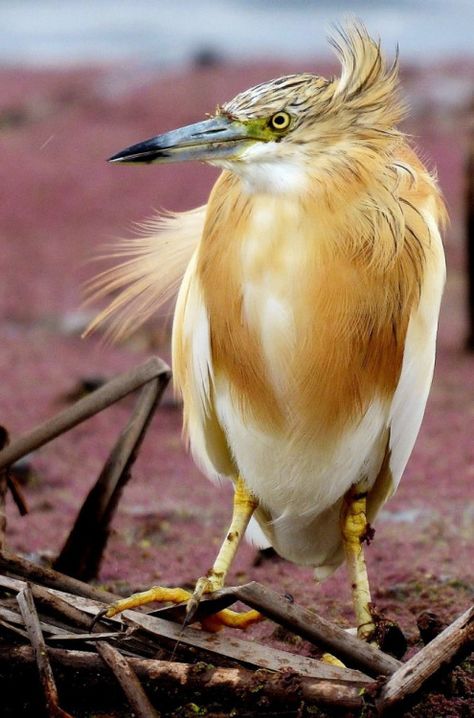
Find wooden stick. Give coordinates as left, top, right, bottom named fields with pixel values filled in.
left=0, top=426, right=9, bottom=550
left=54, top=372, right=169, bottom=580
left=0, top=550, right=120, bottom=603
left=151, top=582, right=401, bottom=677
left=6, top=474, right=29, bottom=516
left=0, top=615, right=30, bottom=640
left=0, top=574, right=173, bottom=661
left=378, top=605, right=474, bottom=712
left=2, top=644, right=368, bottom=711
left=0, top=567, right=385, bottom=683
left=234, top=582, right=401, bottom=677
left=466, top=132, right=474, bottom=350
left=72, top=598, right=373, bottom=684
left=97, top=641, right=161, bottom=718
left=0, top=357, right=170, bottom=471
left=16, top=584, right=73, bottom=718
left=29, top=581, right=108, bottom=630
left=48, top=631, right=120, bottom=643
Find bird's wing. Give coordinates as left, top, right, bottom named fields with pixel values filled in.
left=367, top=152, right=446, bottom=522
left=84, top=205, right=206, bottom=340
left=172, top=250, right=237, bottom=481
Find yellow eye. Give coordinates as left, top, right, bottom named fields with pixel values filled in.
left=270, top=111, right=291, bottom=131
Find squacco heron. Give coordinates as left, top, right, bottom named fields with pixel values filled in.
left=89, top=24, right=446, bottom=641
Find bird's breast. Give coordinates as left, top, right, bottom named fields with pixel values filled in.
left=196, top=171, right=417, bottom=443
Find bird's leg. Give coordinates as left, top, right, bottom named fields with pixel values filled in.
left=341, top=483, right=376, bottom=642
left=101, top=475, right=262, bottom=631
left=186, top=475, right=260, bottom=629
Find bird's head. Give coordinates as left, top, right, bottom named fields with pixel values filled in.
left=109, top=23, right=404, bottom=194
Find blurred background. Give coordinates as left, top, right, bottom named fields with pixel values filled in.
left=0, top=0, right=473, bottom=643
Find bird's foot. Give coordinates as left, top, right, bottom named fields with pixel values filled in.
left=99, top=582, right=262, bottom=633
left=102, top=586, right=191, bottom=619
left=185, top=573, right=263, bottom=631
left=321, top=653, right=346, bottom=667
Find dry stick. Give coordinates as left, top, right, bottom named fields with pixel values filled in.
left=48, top=631, right=120, bottom=643
left=54, top=372, right=170, bottom=580
left=0, top=550, right=121, bottom=603
left=104, top=608, right=372, bottom=684
left=0, top=603, right=65, bottom=634
left=0, top=615, right=30, bottom=640
left=0, top=575, right=372, bottom=709
left=30, top=581, right=108, bottom=630
left=0, top=356, right=170, bottom=471
left=15, top=579, right=370, bottom=685
left=0, top=470, right=7, bottom=552
left=0, top=426, right=9, bottom=550
left=0, top=574, right=173, bottom=662
left=6, top=474, right=28, bottom=516
left=466, top=130, right=474, bottom=350
left=3, top=644, right=367, bottom=711
left=233, top=582, right=401, bottom=677
left=378, top=605, right=474, bottom=712
left=0, top=568, right=378, bottom=685
left=16, top=584, right=73, bottom=718
left=97, top=641, right=161, bottom=718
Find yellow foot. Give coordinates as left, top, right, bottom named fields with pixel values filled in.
left=321, top=653, right=346, bottom=668
left=102, top=584, right=263, bottom=633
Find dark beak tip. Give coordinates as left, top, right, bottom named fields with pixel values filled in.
left=107, top=152, right=126, bottom=163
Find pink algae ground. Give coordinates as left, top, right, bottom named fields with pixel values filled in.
left=0, top=57, right=473, bottom=674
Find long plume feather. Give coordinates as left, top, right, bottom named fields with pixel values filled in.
left=84, top=206, right=206, bottom=340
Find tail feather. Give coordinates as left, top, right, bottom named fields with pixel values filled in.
left=84, top=205, right=206, bottom=340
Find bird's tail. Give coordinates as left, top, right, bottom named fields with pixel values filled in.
left=84, top=205, right=206, bottom=341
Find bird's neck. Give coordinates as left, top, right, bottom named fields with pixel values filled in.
left=200, top=161, right=403, bottom=274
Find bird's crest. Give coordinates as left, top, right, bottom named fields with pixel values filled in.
left=330, top=22, right=404, bottom=130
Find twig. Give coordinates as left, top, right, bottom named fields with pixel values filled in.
left=378, top=604, right=474, bottom=712
left=466, top=131, right=474, bottom=350
left=0, top=615, right=30, bottom=640
left=2, top=644, right=368, bottom=711
left=29, top=581, right=108, bottom=630
left=0, top=426, right=9, bottom=550
left=0, top=567, right=381, bottom=684
left=1, top=574, right=370, bottom=685
left=96, top=606, right=372, bottom=684
left=48, top=631, right=120, bottom=642
left=0, top=574, right=171, bottom=660
left=0, top=356, right=170, bottom=471
left=235, top=582, right=401, bottom=677
left=54, top=372, right=169, bottom=580
left=97, top=641, right=161, bottom=718
left=16, top=584, right=72, bottom=718
left=150, top=582, right=401, bottom=677
left=6, top=474, right=29, bottom=516
left=0, top=603, right=70, bottom=636
left=0, top=550, right=120, bottom=603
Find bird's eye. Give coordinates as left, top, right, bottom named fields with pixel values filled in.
left=270, top=111, right=291, bottom=131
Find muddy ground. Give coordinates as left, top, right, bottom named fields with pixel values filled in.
left=0, top=58, right=473, bottom=716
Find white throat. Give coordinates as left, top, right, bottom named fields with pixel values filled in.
left=212, top=141, right=309, bottom=196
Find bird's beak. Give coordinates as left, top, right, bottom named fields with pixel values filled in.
left=108, top=115, right=266, bottom=165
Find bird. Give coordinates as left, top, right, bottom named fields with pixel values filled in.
left=87, top=23, right=446, bottom=640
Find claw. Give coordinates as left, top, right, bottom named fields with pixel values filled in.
left=90, top=606, right=109, bottom=630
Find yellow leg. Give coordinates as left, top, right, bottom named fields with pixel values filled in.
left=190, top=475, right=258, bottom=599
left=103, top=476, right=262, bottom=631
left=341, top=484, right=376, bottom=642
